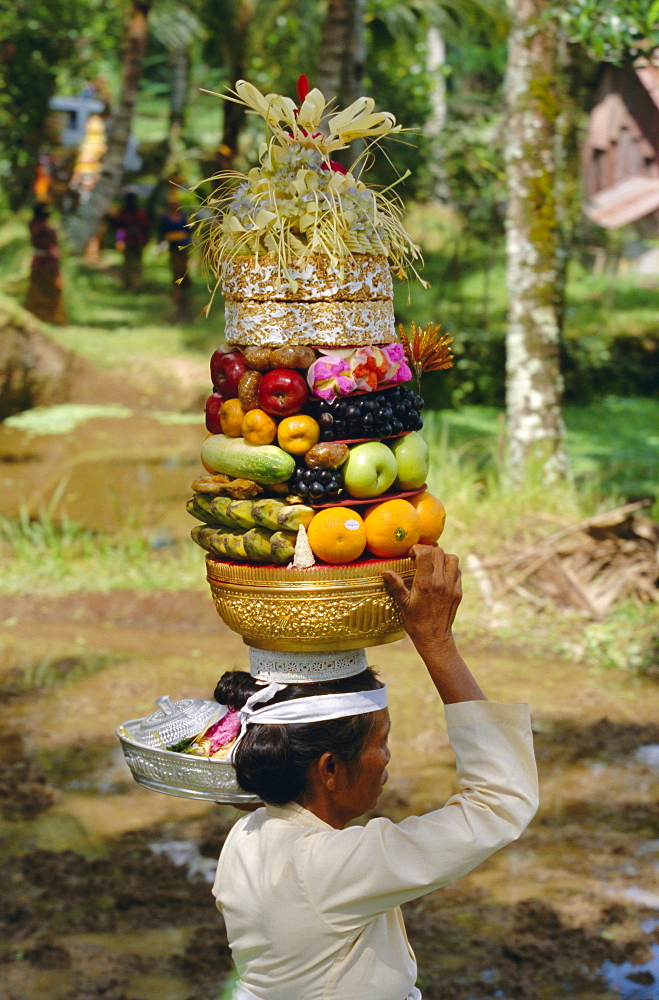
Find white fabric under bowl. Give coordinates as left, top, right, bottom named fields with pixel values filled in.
left=249, top=647, right=369, bottom=683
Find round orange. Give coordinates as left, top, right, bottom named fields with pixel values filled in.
left=363, top=499, right=421, bottom=558
left=408, top=491, right=446, bottom=545
left=306, top=507, right=367, bottom=564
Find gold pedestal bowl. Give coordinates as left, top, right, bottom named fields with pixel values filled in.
left=206, top=556, right=414, bottom=652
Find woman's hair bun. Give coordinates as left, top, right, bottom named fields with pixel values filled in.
left=214, top=670, right=259, bottom=710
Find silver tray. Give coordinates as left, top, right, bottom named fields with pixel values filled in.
left=116, top=719, right=261, bottom=805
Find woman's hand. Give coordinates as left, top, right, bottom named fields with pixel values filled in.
left=383, top=546, right=462, bottom=656
left=384, top=545, right=486, bottom=704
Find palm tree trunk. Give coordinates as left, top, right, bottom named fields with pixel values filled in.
left=67, top=1, right=152, bottom=254
left=424, top=25, right=449, bottom=203
left=504, top=0, right=568, bottom=484
left=317, top=0, right=367, bottom=167
left=215, top=0, right=255, bottom=172
left=169, top=41, right=189, bottom=148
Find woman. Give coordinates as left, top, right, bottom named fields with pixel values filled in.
left=158, top=192, right=192, bottom=314
left=213, top=547, right=539, bottom=1000
left=115, top=191, right=150, bottom=290
left=24, top=204, right=66, bottom=325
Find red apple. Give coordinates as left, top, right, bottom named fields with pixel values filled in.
left=210, top=349, right=246, bottom=398
left=205, top=392, right=224, bottom=433
left=258, top=368, right=308, bottom=417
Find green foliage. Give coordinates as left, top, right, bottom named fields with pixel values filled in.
left=199, top=0, right=322, bottom=97
left=394, top=207, right=659, bottom=409
left=0, top=0, right=125, bottom=210
left=0, top=510, right=203, bottom=595
left=580, top=603, right=658, bottom=676
left=555, top=0, right=659, bottom=61
left=364, top=0, right=508, bottom=196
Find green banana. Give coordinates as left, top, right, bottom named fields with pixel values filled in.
left=226, top=499, right=258, bottom=530
left=251, top=498, right=286, bottom=531
left=193, top=493, right=223, bottom=523
left=276, top=505, right=315, bottom=532
left=210, top=496, right=244, bottom=528
left=187, top=497, right=215, bottom=525
left=191, top=525, right=217, bottom=551
left=222, top=531, right=250, bottom=561
left=270, top=529, right=297, bottom=565
left=207, top=530, right=234, bottom=558
left=243, top=526, right=273, bottom=562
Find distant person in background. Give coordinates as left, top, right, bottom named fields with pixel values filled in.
left=115, top=191, right=150, bottom=290
left=159, top=191, right=192, bottom=316
left=24, top=204, right=67, bottom=326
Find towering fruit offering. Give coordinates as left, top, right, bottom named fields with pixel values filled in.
left=187, top=77, right=455, bottom=569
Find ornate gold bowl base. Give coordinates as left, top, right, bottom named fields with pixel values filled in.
left=206, top=556, right=414, bottom=652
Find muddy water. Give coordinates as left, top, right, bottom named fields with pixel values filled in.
left=1, top=412, right=658, bottom=1000
left=0, top=410, right=203, bottom=535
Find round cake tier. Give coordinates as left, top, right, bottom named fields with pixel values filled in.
left=206, top=556, right=414, bottom=651
left=221, top=254, right=393, bottom=301
left=224, top=299, right=396, bottom=347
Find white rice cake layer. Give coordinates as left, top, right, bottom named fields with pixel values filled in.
left=225, top=299, right=396, bottom=347
left=221, top=253, right=393, bottom=301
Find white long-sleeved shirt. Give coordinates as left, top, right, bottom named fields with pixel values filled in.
left=213, top=700, right=538, bottom=1000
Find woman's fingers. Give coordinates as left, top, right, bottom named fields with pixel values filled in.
left=382, top=570, right=411, bottom=608
left=410, top=545, right=442, bottom=590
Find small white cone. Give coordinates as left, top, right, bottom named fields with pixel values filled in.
left=292, top=523, right=315, bottom=568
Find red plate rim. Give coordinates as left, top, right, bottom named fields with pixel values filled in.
left=309, top=485, right=426, bottom=509
left=324, top=430, right=411, bottom=445
left=206, top=553, right=416, bottom=570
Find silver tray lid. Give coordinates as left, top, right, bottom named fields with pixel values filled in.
left=124, top=695, right=224, bottom=749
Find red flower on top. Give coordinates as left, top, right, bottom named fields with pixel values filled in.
left=297, top=74, right=310, bottom=104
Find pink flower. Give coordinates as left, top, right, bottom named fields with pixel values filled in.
left=382, top=343, right=412, bottom=383
left=307, top=355, right=357, bottom=400
left=205, top=709, right=242, bottom=754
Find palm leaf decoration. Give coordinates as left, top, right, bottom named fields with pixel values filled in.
left=398, top=321, right=454, bottom=382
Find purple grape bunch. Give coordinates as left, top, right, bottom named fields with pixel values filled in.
left=290, top=464, right=345, bottom=503
left=315, top=385, right=424, bottom=442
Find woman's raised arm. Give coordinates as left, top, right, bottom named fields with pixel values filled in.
left=383, top=546, right=486, bottom=704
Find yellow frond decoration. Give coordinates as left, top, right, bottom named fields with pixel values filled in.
left=398, top=322, right=454, bottom=377
left=192, top=77, right=425, bottom=304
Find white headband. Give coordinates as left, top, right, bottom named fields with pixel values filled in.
left=227, top=681, right=388, bottom=762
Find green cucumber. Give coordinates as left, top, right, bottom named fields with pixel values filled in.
left=200, top=434, right=295, bottom=485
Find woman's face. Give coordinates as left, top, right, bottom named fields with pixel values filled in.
left=333, top=709, right=391, bottom=825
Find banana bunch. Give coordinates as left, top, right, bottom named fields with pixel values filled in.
left=188, top=496, right=315, bottom=565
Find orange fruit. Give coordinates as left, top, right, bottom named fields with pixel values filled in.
left=363, top=499, right=421, bottom=558
left=408, top=491, right=446, bottom=544
left=219, top=398, right=246, bottom=437
left=306, top=507, right=367, bottom=564
left=242, top=408, right=277, bottom=445
left=277, top=414, right=321, bottom=455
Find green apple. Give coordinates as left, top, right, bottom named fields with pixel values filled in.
left=390, top=432, right=429, bottom=490
left=343, top=442, right=398, bottom=498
